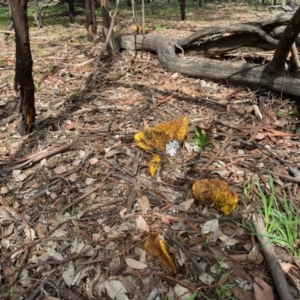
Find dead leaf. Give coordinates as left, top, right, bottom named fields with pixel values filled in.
left=246, top=245, right=264, bottom=265
left=255, top=133, right=265, bottom=140
left=12, top=170, right=27, bottom=182
left=202, top=219, right=222, bottom=242
left=143, top=232, right=176, bottom=273
left=89, top=157, right=98, bottom=165
left=173, top=284, right=192, bottom=300
left=62, top=262, right=75, bottom=287
left=136, top=215, right=150, bottom=232
left=103, top=225, right=119, bottom=238
left=68, top=173, right=77, bottom=182
left=54, top=165, right=67, bottom=175
left=280, top=262, right=293, bottom=273
left=232, top=286, right=251, bottom=300
left=124, top=257, right=148, bottom=270
left=105, top=280, right=129, bottom=300
left=199, top=273, right=214, bottom=285
left=253, top=276, right=274, bottom=300
left=3, top=266, right=18, bottom=285
left=179, top=199, right=194, bottom=211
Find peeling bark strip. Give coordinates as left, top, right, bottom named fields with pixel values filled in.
left=116, top=10, right=300, bottom=97
left=10, top=0, right=35, bottom=135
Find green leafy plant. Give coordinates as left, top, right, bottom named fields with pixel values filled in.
left=215, top=283, right=235, bottom=300
left=194, top=127, right=211, bottom=149
left=155, top=24, right=165, bottom=31
left=256, top=177, right=300, bottom=257
left=69, top=93, right=79, bottom=102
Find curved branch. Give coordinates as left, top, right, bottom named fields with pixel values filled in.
left=268, top=6, right=300, bottom=72
left=178, top=24, right=278, bottom=48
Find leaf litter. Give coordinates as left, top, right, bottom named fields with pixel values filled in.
left=0, top=3, right=300, bottom=299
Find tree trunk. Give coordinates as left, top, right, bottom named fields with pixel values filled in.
left=85, top=0, right=97, bottom=42
left=100, top=0, right=118, bottom=60
left=33, top=0, right=43, bottom=28
left=10, top=0, right=35, bottom=135
left=68, top=0, right=75, bottom=23
left=178, top=0, right=185, bottom=21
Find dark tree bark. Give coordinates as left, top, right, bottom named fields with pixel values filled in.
left=85, top=0, right=97, bottom=42
left=10, top=0, right=35, bottom=135
left=68, top=0, right=75, bottom=23
left=100, top=0, right=118, bottom=60
left=116, top=11, right=300, bottom=97
left=178, top=0, right=185, bottom=21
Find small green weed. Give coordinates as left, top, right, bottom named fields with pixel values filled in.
left=194, top=127, right=211, bottom=149
left=256, top=177, right=300, bottom=257
left=155, top=24, right=165, bottom=30
left=244, top=178, right=300, bottom=257
left=69, top=93, right=79, bottom=102
left=215, top=282, right=235, bottom=300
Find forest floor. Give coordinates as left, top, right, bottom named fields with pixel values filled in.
left=1, top=1, right=300, bottom=299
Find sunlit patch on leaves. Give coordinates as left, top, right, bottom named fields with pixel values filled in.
left=194, top=127, right=211, bottom=149
left=192, top=178, right=238, bottom=215
left=143, top=232, right=176, bottom=273
left=134, top=116, right=188, bottom=176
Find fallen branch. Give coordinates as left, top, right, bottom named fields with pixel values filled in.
left=2, top=144, right=73, bottom=173
left=251, top=213, right=294, bottom=300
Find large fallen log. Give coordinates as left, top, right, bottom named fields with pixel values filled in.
left=116, top=11, right=300, bottom=97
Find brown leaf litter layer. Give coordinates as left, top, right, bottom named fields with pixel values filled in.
left=1, top=4, right=300, bottom=300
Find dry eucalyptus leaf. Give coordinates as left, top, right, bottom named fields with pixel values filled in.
left=24, top=228, right=36, bottom=241
left=62, top=262, right=75, bottom=287
left=53, top=165, right=67, bottom=175
left=173, top=284, right=192, bottom=300
left=179, top=199, right=194, bottom=211
left=136, top=215, right=150, bottom=232
left=124, top=257, right=148, bottom=270
left=68, top=173, right=77, bottom=182
left=12, top=169, right=27, bottom=182
left=105, top=280, right=129, bottom=300
left=199, top=273, right=214, bottom=285
left=89, top=157, right=98, bottom=165
left=247, top=245, right=264, bottom=264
